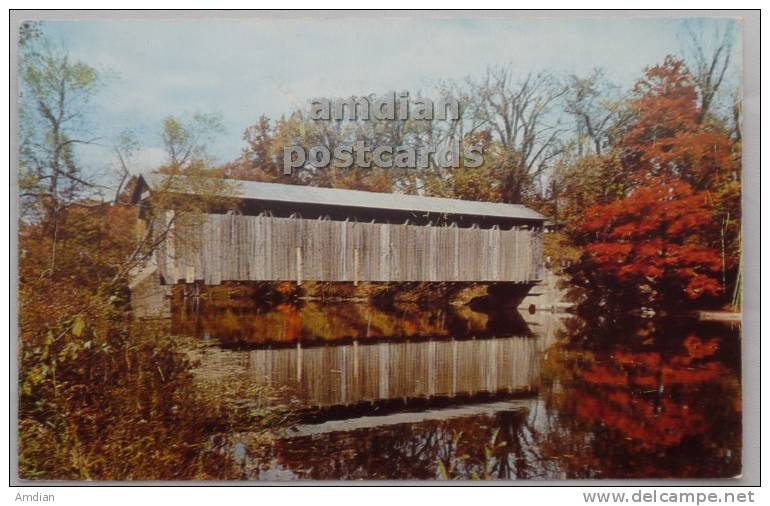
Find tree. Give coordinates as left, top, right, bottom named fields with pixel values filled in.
left=578, top=178, right=724, bottom=301
left=620, top=57, right=736, bottom=189
left=226, top=71, right=569, bottom=205
left=19, top=34, right=104, bottom=220
left=160, top=112, right=224, bottom=170
left=116, top=113, right=239, bottom=290
left=546, top=150, right=630, bottom=225
left=226, top=107, right=400, bottom=192
left=569, top=57, right=740, bottom=310
left=110, top=129, right=139, bottom=203
left=18, top=28, right=110, bottom=280
left=681, top=19, right=737, bottom=124
left=462, top=67, right=567, bottom=203
left=15, top=26, right=265, bottom=481
left=564, top=70, right=630, bottom=156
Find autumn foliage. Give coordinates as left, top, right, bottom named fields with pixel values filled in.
left=580, top=179, right=723, bottom=299
left=17, top=19, right=743, bottom=479
left=569, top=57, right=740, bottom=310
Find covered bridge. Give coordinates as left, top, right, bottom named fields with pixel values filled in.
left=131, top=174, right=545, bottom=286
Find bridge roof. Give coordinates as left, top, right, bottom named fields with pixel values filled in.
left=135, top=174, right=545, bottom=222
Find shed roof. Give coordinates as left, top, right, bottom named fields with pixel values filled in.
left=135, top=173, right=545, bottom=222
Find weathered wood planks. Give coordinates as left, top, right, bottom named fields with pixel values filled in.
left=156, top=213, right=543, bottom=284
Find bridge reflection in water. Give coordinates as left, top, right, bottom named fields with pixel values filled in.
left=175, top=299, right=548, bottom=409
left=243, top=336, right=538, bottom=407
left=175, top=299, right=741, bottom=479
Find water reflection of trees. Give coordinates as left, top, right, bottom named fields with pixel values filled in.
left=171, top=298, right=531, bottom=347
left=252, top=317, right=740, bottom=480
left=533, top=317, right=741, bottom=479
left=176, top=296, right=740, bottom=480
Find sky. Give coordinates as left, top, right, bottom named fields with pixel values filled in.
left=34, top=15, right=741, bottom=174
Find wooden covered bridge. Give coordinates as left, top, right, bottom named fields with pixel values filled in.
left=131, top=174, right=545, bottom=288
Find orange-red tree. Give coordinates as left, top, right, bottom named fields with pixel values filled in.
left=569, top=57, right=740, bottom=310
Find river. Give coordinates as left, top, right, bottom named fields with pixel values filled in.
left=171, top=295, right=741, bottom=480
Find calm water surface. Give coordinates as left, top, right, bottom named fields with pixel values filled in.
left=172, top=297, right=741, bottom=480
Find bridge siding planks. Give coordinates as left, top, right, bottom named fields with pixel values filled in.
left=157, top=214, right=542, bottom=284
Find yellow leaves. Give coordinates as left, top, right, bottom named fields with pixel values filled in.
left=437, top=460, right=450, bottom=480
left=69, top=62, right=98, bottom=89
left=71, top=315, right=85, bottom=337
